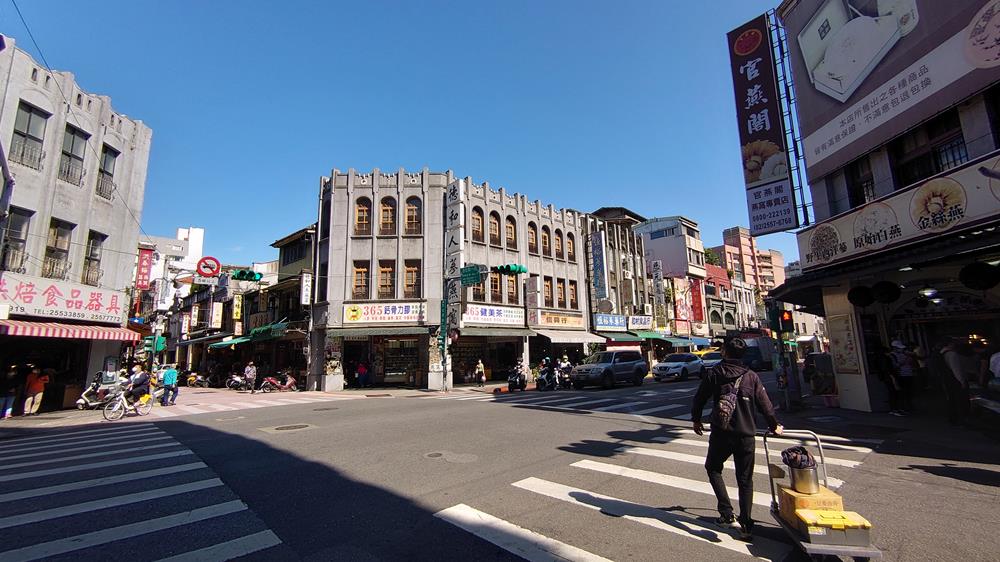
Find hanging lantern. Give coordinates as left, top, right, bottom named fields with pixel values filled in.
left=958, top=262, right=1000, bottom=291
left=847, top=286, right=875, bottom=307
left=872, top=281, right=902, bottom=304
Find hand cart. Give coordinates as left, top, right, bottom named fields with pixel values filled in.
left=762, top=429, right=883, bottom=561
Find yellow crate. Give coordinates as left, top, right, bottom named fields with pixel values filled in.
left=795, top=509, right=873, bottom=546
left=777, top=485, right=843, bottom=526
left=796, top=509, right=871, bottom=530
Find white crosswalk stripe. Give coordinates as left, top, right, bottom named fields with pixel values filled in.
left=0, top=424, right=282, bottom=560
left=591, top=401, right=647, bottom=412
left=629, top=404, right=686, bottom=416
left=652, top=435, right=862, bottom=468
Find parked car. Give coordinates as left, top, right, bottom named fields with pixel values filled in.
left=652, top=353, right=703, bottom=381
left=700, top=351, right=724, bottom=371
left=570, top=350, right=648, bottom=389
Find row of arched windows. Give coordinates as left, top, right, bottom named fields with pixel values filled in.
left=354, top=196, right=422, bottom=236
left=470, top=207, right=576, bottom=261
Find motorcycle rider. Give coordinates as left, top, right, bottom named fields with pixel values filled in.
left=558, top=355, right=573, bottom=389
left=127, top=365, right=151, bottom=411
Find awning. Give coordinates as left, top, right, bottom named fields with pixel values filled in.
left=326, top=327, right=430, bottom=337
left=460, top=327, right=535, bottom=337
left=0, top=320, right=141, bottom=341
left=250, top=322, right=288, bottom=342
left=533, top=329, right=605, bottom=344
left=631, top=330, right=668, bottom=341
left=783, top=340, right=798, bottom=347
left=796, top=335, right=820, bottom=343
left=595, top=331, right=643, bottom=342
left=177, top=332, right=232, bottom=346
left=208, top=336, right=251, bottom=349
left=689, top=336, right=711, bottom=346
left=665, top=337, right=693, bottom=347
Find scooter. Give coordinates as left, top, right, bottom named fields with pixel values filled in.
left=260, top=372, right=298, bottom=392
left=507, top=365, right=527, bottom=392
left=226, top=373, right=252, bottom=391
left=186, top=372, right=210, bottom=388
left=557, top=363, right=573, bottom=390
left=76, top=371, right=126, bottom=409
left=535, top=366, right=557, bottom=391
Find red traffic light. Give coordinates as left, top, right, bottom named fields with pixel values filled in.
left=780, top=311, right=793, bottom=321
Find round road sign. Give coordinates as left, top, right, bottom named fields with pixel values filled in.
left=196, top=256, right=221, bottom=277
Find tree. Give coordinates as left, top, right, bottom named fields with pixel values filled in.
left=705, top=248, right=721, bottom=266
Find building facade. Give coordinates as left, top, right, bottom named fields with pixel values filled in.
left=0, top=39, right=151, bottom=409
left=704, top=264, right=738, bottom=337
left=137, top=226, right=204, bottom=318
left=711, top=226, right=786, bottom=294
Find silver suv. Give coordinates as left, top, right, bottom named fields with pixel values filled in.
left=570, top=350, right=648, bottom=390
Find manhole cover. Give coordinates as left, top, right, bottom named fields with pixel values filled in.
left=365, top=393, right=392, bottom=398
left=426, top=452, right=443, bottom=458
left=258, top=423, right=316, bottom=434
left=423, top=450, right=477, bottom=463
left=313, top=407, right=338, bottom=412
left=275, top=424, right=310, bottom=431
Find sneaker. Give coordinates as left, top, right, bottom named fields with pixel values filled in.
left=738, top=520, right=754, bottom=541
left=889, top=410, right=903, bottom=416
left=715, top=514, right=739, bottom=529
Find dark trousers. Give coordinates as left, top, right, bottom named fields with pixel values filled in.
left=897, top=376, right=914, bottom=412
left=161, top=384, right=178, bottom=406
left=885, top=377, right=901, bottom=411
left=943, top=376, right=969, bottom=424
left=705, top=430, right=756, bottom=525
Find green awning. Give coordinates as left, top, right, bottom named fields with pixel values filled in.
left=665, top=337, right=694, bottom=347
left=326, top=327, right=430, bottom=337
left=460, top=327, right=535, bottom=337
left=783, top=340, right=798, bottom=347
left=632, top=331, right=668, bottom=341
left=595, top=331, right=643, bottom=342
left=208, top=336, right=251, bottom=349
left=250, top=322, right=288, bottom=341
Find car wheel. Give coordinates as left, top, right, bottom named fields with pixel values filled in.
left=602, top=372, right=614, bottom=390
left=633, top=372, right=644, bottom=386
left=680, top=369, right=688, bottom=381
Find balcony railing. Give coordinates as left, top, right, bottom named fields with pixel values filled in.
left=42, top=256, right=70, bottom=280
left=1, top=246, right=27, bottom=273
left=82, top=264, right=103, bottom=286
left=10, top=138, right=44, bottom=170
left=96, top=171, right=116, bottom=200
left=354, top=224, right=372, bottom=236
left=58, top=155, right=85, bottom=186
left=352, top=289, right=369, bottom=300
left=379, top=224, right=396, bottom=236
left=404, top=223, right=422, bottom=235
left=403, top=288, right=421, bottom=299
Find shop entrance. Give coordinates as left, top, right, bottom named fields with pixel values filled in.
left=343, top=339, right=370, bottom=387
left=450, top=336, right=520, bottom=383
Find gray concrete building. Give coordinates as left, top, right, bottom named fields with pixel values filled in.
left=310, top=168, right=599, bottom=390
left=0, top=38, right=152, bottom=408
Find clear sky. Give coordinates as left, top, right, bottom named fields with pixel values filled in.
left=4, top=0, right=801, bottom=266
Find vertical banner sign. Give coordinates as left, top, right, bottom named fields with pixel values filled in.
left=589, top=231, right=608, bottom=299
left=234, top=321, right=243, bottom=336
left=651, top=260, right=665, bottom=305
left=181, top=313, right=190, bottom=338
left=300, top=273, right=313, bottom=306
left=210, top=302, right=223, bottom=329
left=232, top=294, right=243, bottom=321
left=690, top=279, right=705, bottom=323
left=525, top=276, right=541, bottom=325
left=135, top=248, right=154, bottom=290
left=444, top=179, right=466, bottom=336
left=190, top=304, right=200, bottom=331
left=728, top=14, right=798, bottom=236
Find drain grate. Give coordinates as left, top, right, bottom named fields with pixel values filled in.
left=313, top=407, right=338, bottom=412
left=275, top=424, right=310, bottom=431
left=365, top=393, right=392, bottom=398
left=425, top=452, right=443, bottom=458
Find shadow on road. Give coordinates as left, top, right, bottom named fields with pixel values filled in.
left=901, top=464, right=1000, bottom=487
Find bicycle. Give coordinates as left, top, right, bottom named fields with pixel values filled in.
left=103, top=390, right=153, bottom=421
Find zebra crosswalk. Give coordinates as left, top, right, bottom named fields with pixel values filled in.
left=435, top=427, right=880, bottom=560
left=145, top=392, right=363, bottom=420
left=0, top=423, right=282, bottom=561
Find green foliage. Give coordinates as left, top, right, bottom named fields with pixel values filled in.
left=704, top=248, right=721, bottom=266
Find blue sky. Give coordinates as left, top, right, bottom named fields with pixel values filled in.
left=4, top=0, right=800, bottom=265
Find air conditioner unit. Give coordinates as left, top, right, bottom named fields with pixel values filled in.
left=623, top=270, right=633, bottom=280
left=643, top=303, right=653, bottom=315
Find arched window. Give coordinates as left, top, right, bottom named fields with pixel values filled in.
left=354, top=197, right=372, bottom=235
left=724, top=312, right=735, bottom=326
left=472, top=207, right=485, bottom=242
left=505, top=216, right=517, bottom=249
left=710, top=310, right=723, bottom=324
left=527, top=222, right=538, bottom=254
left=566, top=233, right=576, bottom=262
left=541, top=226, right=551, bottom=256
left=554, top=229, right=564, bottom=259
left=379, top=197, right=396, bottom=235
left=404, top=196, right=422, bottom=235
left=489, top=212, right=502, bottom=246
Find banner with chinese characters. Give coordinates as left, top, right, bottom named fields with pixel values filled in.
left=444, top=179, right=466, bottom=334
left=727, top=13, right=798, bottom=236
left=343, top=302, right=427, bottom=324
left=538, top=311, right=584, bottom=329
left=211, top=302, right=223, bottom=329
left=181, top=313, right=190, bottom=337
left=589, top=231, right=609, bottom=299
left=0, top=272, right=126, bottom=324
left=799, top=151, right=1000, bottom=271
left=593, top=313, right=627, bottom=332
left=463, top=304, right=525, bottom=326
left=232, top=294, right=243, bottom=321
left=135, top=248, right=154, bottom=290
left=627, top=315, right=654, bottom=330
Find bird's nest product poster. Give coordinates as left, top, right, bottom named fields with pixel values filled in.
left=780, top=0, right=1000, bottom=181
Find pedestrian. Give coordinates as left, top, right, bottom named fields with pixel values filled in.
left=22, top=367, right=49, bottom=416
left=874, top=346, right=902, bottom=415
left=941, top=339, right=976, bottom=425
left=475, top=360, right=486, bottom=387
left=245, top=361, right=258, bottom=394
left=357, top=361, right=369, bottom=388
left=161, top=364, right=179, bottom=406
left=889, top=340, right=916, bottom=414
left=692, top=338, right=782, bottom=541
left=1, top=365, right=20, bottom=420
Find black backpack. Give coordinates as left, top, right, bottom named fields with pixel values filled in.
left=713, top=371, right=745, bottom=428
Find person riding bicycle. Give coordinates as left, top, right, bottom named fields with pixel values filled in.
left=127, top=365, right=151, bottom=408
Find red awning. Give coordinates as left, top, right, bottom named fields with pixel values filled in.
left=0, top=320, right=141, bottom=341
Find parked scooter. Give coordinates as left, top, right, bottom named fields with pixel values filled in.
left=226, top=373, right=252, bottom=391
left=507, top=361, right=528, bottom=392
left=260, top=371, right=298, bottom=393
left=76, top=371, right=126, bottom=410
left=186, top=372, right=210, bottom=388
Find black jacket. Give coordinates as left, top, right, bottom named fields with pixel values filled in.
left=692, top=359, right=779, bottom=437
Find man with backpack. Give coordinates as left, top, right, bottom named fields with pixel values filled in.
left=692, top=338, right=782, bottom=541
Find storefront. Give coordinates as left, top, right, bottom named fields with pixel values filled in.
left=455, top=304, right=532, bottom=383
left=528, top=309, right=602, bottom=365
left=326, top=327, right=430, bottom=387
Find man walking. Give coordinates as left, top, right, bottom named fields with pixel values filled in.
left=245, top=361, right=258, bottom=394
left=692, top=338, right=782, bottom=541
left=22, top=367, right=49, bottom=416
left=161, top=364, right=179, bottom=406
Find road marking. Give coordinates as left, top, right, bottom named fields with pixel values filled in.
left=676, top=429, right=876, bottom=453
left=0, top=500, right=248, bottom=561
left=629, top=404, right=686, bottom=416
left=0, top=428, right=164, bottom=454
left=5, top=435, right=176, bottom=461
left=673, top=409, right=712, bottom=421
left=172, top=405, right=209, bottom=415
left=150, top=408, right=178, bottom=417
left=0, top=462, right=208, bottom=503
left=0, top=450, right=196, bottom=482
left=543, top=398, right=617, bottom=410
left=1, top=441, right=181, bottom=471
left=435, top=504, right=613, bottom=562
left=651, top=436, right=861, bottom=468
left=230, top=401, right=265, bottom=409
left=454, top=395, right=497, bottom=400
left=616, top=446, right=844, bottom=489
left=155, top=530, right=282, bottom=562
left=270, top=398, right=305, bottom=404
left=571, top=460, right=771, bottom=508
left=250, top=399, right=286, bottom=406
left=0, top=424, right=156, bottom=447
left=204, top=404, right=238, bottom=411
left=512, top=477, right=792, bottom=560
left=0, top=478, right=222, bottom=529
left=290, top=397, right=331, bottom=403
left=506, top=395, right=591, bottom=406
left=591, top=401, right=647, bottom=412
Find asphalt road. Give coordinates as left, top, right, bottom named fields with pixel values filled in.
left=0, top=375, right=994, bottom=561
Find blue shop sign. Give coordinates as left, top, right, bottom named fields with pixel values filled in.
left=594, top=313, right=627, bottom=332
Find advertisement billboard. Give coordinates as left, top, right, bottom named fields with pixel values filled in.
left=589, top=231, right=609, bottom=299
left=780, top=0, right=1000, bottom=181
left=727, top=14, right=799, bottom=235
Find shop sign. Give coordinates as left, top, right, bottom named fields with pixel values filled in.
left=300, top=273, right=312, bottom=306
left=538, top=311, right=585, bottom=328
left=248, top=311, right=269, bottom=330
left=135, top=248, right=154, bottom=290
left=463, top=304, right=524, bottom=326
left=690, top=279, right=705, bottom=323
left=673, top=319, right=691, bottom=336
left=627, top=315, right=653, bottom=330
left=343, top=302, right=427, bottom=324
left=445, top=179, right=466, bottom=332
left=191, top=304, right=201, bottom=331
left=651, top=261, right=665, bottom=305
left=799, top=152, right=1000, bottom=271
left=232, top=294, right=243, bottom=320
left=234, top=320, right=243, bottom=336
left=593, top=313, right=627, bottom=332
left=181, top=312, right=190, bottom=336
left=0, top=272, right=126, bottom=324
left=210, top=302, right=223, bottom=329
left=589, top=231, right=609, bottom=299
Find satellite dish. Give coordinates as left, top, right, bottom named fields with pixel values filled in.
left=597, top=299, right=614, bottom=314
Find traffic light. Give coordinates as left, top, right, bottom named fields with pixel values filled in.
left=231, top=269, right=262, bottom=281
left=779, top=310, right=795, bottom=333
left=143, top=336, right=166, bottom=354
left=491, top=264, right=528, bottom=275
